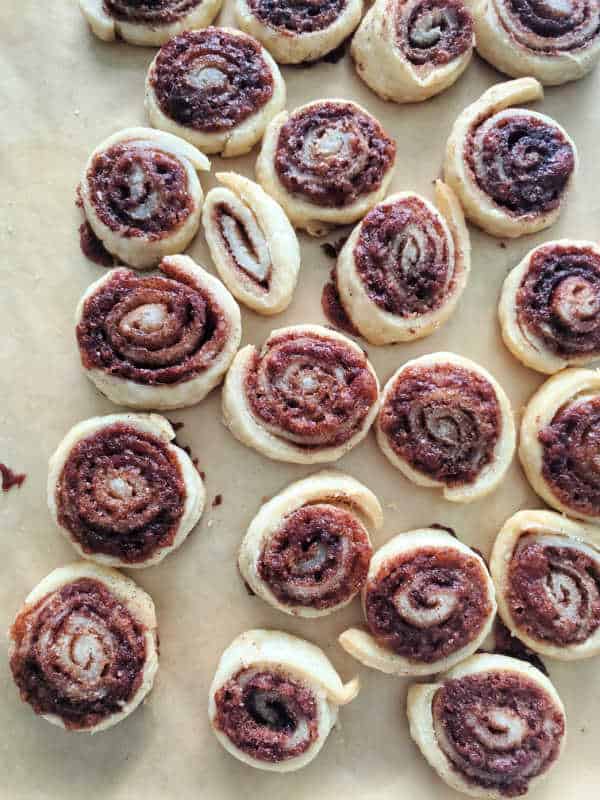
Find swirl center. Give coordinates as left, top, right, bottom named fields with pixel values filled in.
left=466, top=706, right=527, bottom=750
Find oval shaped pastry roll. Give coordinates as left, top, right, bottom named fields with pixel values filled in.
left=145, top=28, right=285, bottom=158
left=520, top=368, right=600, bottom=523
left=239, top=471, right=382, bottom=617
left=222, top=324, right=380, bottom=464
left=208, top=629, right=359, bottom=771
left=499, top=240, right=600, bottom=374
left=235, top=0, right=364, bottom=64
left=202, top=172, right=300, bottom=315
left=336, top=180, right=470, bottom=344
left=444, top=78, right=577, bottom=238
left=79, top=0, right=222, bottom=46
left=377, top=352, right=515, bottom=502
left=47, top=414, right=204, bottom=568
left=491, top=509, right=600, bottom=661
left=9, top=561, right=158, bottom=732
left=339, top=529, right=496, bottom=675
left=80, top=127, right=209, bottom=269
left=76, top=255, right=241, bottom=410
left=469, top=0, right=600, bottom=86
left=256, top=99, right=396, bottom=236
left=408, top=653, right=566, bottom=798
left=352, top=0, right=474, bottom=103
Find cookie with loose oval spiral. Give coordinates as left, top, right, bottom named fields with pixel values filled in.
left=408, top=653, right=566, bottom=798
left=377, top=352, right=515, bottom=502
left=235, top=0, right=364, bottom=63
left=145, top=27, right=286, bottom=158
left=499, top=239, right=600, bottom=374
left=520, top=368, right=600, bottom=523
left=202, top=172, right=300, bottom=315
left=339, top=529, right=496, bottom=675
left=336, top=180, right=470, bottom=344
left=76, top=255, right=241, bottom=411
left=239, top=471, right=382, bottom=617
left=491, top=509, right=600, bottom=661
left=47, top=414, right=204, bottom=568
left=256, top=99, right=396, bottom=236
left=351, top=0, right=474, bottom=103
left=469, top=0, right=600, bottom=86
left=222, top=324, right=380, bottom=464
left=80, top=127, right=209, bottom=269
left=209, top=629, right=359, bottom=771
left=79, top=0, right=222, bottom=46
left=444, top=78, right=577, bottom=238
left=9, top=561, right=158, bottom=732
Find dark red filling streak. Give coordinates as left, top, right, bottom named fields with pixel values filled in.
left=104, top=0, right=199, bottom=24
left=214, top=204, right=270, bottom=289
left=214, top=670, right=318, bottom=762
left=1, top=463, right=26, bottom=492
left=79, top=221, right=115, bottom=267
left=150, top=29, right=274, bottom=133
left=56, top=424, right=185, bottom=563
left=433, top=672, right=564, bottom=797
left=508, top=0, right=598, bottom=40
left=365, top=546, right=491, bottom=661
left=249, top=0, right=347, bottom=33
left=10, top=579, right=146, bottom=730
left=399, top=0, right=473, bottom=65
left=379, top=363, right=500, bottom=485
left=321, top=267, right=360, bottom=336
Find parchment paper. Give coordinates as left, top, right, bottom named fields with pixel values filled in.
left=2, top=2, right=600, bottom=799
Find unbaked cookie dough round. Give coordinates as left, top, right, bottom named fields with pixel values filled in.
left=352, top=0, right=474, bottom=103
left=145, top=27, right=286, bottom=158
left=9, top=561, right=159, bottom=732
left=336, top=180, right=470, bottom=344
left=76, top=255, right=241, bottom=411
left=444, top=78, right=577, bottom=238
left=256, top=99, right=396, bottom=236
left=47, top=413, right=205, bottom=568
left=79, top=127, right=210, bottom=269
left=208, top=629, right=359, bottom=771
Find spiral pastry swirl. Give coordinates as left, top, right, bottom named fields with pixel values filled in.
left=9, top=562, right=158, bottom=732
left=239, top=472, right=382, bottom=616
left=471, top=0, right=600, bottom=85
left=352, top=0, right=474, bottom=103
left=257, top=100, right=396, bottom=236
left=145, top=28, right=286, bottom=158
left=444, top=78, right=577, bottom=238
left=340, top=529, right=496, bottom=675
left=209, top=629, right=359, bottom=772
left=336, top=181, right=470, bottom=343
left=377, top=353, right=515, bottom=502
left=76, top=255, right=241, bottom=411
left=500, top=240, right=600, bottom=374
left=408, top=654, right=566, bottom=798
left=48, top=415, right=204, bottom=568
left=223, top=324, right=380, bottom=464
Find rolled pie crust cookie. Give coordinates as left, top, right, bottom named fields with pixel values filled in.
left=79, top=0, right=222, bottom=46
left=336, top=180, right=470, bottom=344
left=239, top=470, right=383, bottom=617
left=256, top=99, right=396, bottom=236
left=339, top=529, right=496, bottom=675
left=499, top=239, right=600, bottom=374
left=9, top=561, right=158, bottom=732
left=79, top=127, right=210, bottom=269
left=202, top=172, right=300, bottom=315
left=208, top=629, right=359, bottom=772
left=222, top=324, right=380, bottom=464
left=235, top=0, right=364, bottom=64
left=352, top=0, right=474, bottom=103
left=47, top=414, right=204, bottom=568
left=145, top=27, right=286, bottom=158
left=519, top=368, right=600, bottom=523
left=491, top=509, right=600, bottom=660
left=76, top=255, right=242, bottom=411
left=467, top=0, right=600, bottom=86
left=444, top=78, right=577, bottom=238
left=376, top=352, right=516, bottom=503
left=408, top=653, right=566, bottom=798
